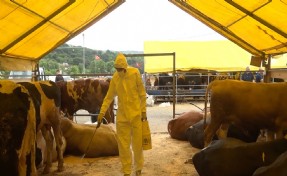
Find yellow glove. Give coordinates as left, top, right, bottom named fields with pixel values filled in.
left=96, top=113, right=104, bottom=128
left=142, top=112, right=147, bottom=121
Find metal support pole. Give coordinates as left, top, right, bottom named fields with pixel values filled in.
left=172, top=52, right=176, bottom=119
left=264, top=55, right=271, bottom=83
left=82, top=33, right=85, bottom=74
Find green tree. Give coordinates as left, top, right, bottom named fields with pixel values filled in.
left=94, top=60, right=106, bottom=73
left=67, top=65, right=80, bottom=75
left=39, top=59, right=60, bottom=75
left=40, top=43, right=143, bottom=75
left=87, top=60, right=97, bottom=73
left=106, top=61, right=115, bottom=74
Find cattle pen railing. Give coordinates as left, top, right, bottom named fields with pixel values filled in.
left=146, top=87, right=207, bottom=103
left=144, top=72, right=236, bottom=103
left=73, top=112, right=111, bottom=124
left=5, top=66, right=264, bottom=121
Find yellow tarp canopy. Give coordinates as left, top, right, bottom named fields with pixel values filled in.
left=0, top=0, right=124, bottom=70
left=169, top=0, right=287, bottom=58
left=144, top=40, right=259, bottom=73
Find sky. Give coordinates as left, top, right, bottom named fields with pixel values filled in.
left=67, top=0, right=225, bottom=51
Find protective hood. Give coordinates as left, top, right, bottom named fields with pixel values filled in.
left=114, top=53, right=128, bottom=69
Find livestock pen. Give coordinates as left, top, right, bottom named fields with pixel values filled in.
left=144, top=71, right=240, bottom=103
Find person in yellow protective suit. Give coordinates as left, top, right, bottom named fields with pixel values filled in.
left=97, top=53, right=147, bottom=176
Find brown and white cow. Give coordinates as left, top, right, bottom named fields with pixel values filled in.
left=19, top=81, right=64, bottom=174
left=56, top=78, right=114, bottom=123
left=204, top=80, right=287, bottom=147
left=60, top=118, right=119, bottom=157
left=0, top=80, right=37, bottom=176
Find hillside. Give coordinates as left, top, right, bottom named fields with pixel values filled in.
left=40, top=44, right=144, bottom=75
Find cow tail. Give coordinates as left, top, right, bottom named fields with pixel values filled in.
left=204, top=82, right=213, bottom=129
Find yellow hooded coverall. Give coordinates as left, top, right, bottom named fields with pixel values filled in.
left=98, top=53, right=147, bottom=175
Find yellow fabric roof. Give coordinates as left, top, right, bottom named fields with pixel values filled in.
left=144, top=40, right=260, bottom=73
left=0, top=0, right=124, bottom=70
left=169, top=0, right=287, bottom=58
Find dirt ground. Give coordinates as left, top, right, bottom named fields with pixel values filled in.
left=38, top=102, right=205, bottom=176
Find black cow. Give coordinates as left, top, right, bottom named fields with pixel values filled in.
left=186, top=116, right=260, bottom=149
left=192, top=138, right=287, bottom=176
left=157, top=73, right=173, bottom=90
left=253, top=150, right=287, bottom=176
left=184, top=73, right=202, bottom=89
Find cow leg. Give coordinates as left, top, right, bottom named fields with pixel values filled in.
left=259, top=129, right=266, bottom=140
left=19, top=128, right=37, bottom=176
left=41, top=127, right=53, bottom=174
left=30, top=145, right=38, bottom=176
left=204, top=120, right=222, bottom=147
left=66, top=112, right=74, bottom=121
left=50, top=114, right=64, bottom=172
left=217, top=123, right=229, bottom=139
left=91, top=115, right=97, bottom=123
left=266, top=130, right=275, bottom=141
left=18, top=154, right=27, bottom=176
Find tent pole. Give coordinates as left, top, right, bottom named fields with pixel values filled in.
left=172, top=52, right=176, bottom=119
left=264, top=55, right=271, bottom=83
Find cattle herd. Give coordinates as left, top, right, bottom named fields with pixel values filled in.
left=0, top=78, right=117, bottom=176
left=168, top=79, right=287, bottom=176
left=146, top=73, right=208, bottom=90
left=1, top=77, right=287, bottom=176
left=145, top=72, right=240, bottom=102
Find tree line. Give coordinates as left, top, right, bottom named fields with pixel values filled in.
left=40, top=43, right=144, bottom=75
